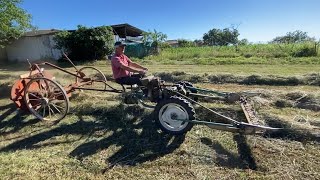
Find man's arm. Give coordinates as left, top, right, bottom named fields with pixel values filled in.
left=129, top=62, right=148, bottom=71
left=120, top=64, right=145, bottom=74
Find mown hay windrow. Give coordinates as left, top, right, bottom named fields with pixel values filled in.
left=154, top=72, right=320, bottom=86
left=154, top=71, right=320, bottom=111
left=241, top=75, right=302, bottom=86
left=207, top=74, right=240, bottom=84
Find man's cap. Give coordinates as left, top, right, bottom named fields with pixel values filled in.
left=114, top=41, right=126, bottom=47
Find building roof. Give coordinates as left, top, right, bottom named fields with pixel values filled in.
left=23, top=24, right=145, bottom=38
left=23, top=29, right=61, bottom=37
left=166, top=40, right=179, bottom=44
left=111, top=23, right=145, bottom=38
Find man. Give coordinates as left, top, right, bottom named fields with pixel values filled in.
left=111, top=41, right=148, bottom=85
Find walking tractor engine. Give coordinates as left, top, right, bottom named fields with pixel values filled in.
left=140, top=76, right=162, bottom=102
left=151, top=81, right=281, bottom=135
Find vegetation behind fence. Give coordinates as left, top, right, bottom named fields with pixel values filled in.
left=136, top=42, right=319, bottom=65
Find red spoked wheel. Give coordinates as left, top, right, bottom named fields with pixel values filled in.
left=76, top=66, right=107, bottom=90
left=24, top=77, right=69, bottom=124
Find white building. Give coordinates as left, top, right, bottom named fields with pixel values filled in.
left=0, top=24, right=144, bottom=63
left=3, top=29, right=62, bottom=62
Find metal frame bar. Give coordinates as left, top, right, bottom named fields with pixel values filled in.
left=166, top=88, right=281, bottom=134
left=186, top=86, right=228, bottom=97
left=28, top=61, right=124, bottom=93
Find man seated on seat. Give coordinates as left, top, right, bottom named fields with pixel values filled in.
left=111, top=41, right=148, bottom=85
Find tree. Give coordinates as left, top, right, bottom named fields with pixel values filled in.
left=178, top=39, right=195, bottom=47
left=203, top=27, right=240, bottom=46
left=142, top=29, right=167, bottom=54
left=238, top=38, right=249, bottom=45
left=142, top=29, right=167, bottom=44
left=0, top=0, right=34, bottom=48
left=194, top=39, right=204, bottom=46
left=54, top=25, right=114, bottom=61
left=270, top=30, right=315, bottom=44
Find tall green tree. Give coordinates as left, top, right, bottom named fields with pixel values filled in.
left=203, top=27, right=239, bottom=46
left=0, top=0, right=34, bottom=48
left=270, top=30, right=315, bottom=44
left=177, top=39, right=195, bottom=47
left=142, top=29, right=167, bottom=54
left=142, top=29, right=167, bottom=44
left=238, top=38, right=249, bottom=45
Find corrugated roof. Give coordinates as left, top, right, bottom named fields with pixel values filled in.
left=23, top=24, right=145, bottom=38
left=111, top=23, right=145, bottom=38
left=166, top=40, right=178, bottom=44
left=23, top=29, right=61, bottom=37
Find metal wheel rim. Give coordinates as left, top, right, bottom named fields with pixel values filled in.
left=25, top=78, right=68, bottom=122
left=158, top=103, right=189, bottom=132
left=76, top=67, right=107, bottom=90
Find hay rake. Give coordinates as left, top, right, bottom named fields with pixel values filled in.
left=10, top=55, right=280, bottom=134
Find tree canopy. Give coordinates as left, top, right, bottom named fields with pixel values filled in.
left=203, top=27, right=239, bottom=46
left=142, top=29, right=167, bottom=45
left=0, top=0, right=34, bottom=48
left=270, top=30, right=315, bottom=44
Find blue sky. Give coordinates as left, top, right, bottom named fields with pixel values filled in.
left=21, top=0, right=320, bottom=43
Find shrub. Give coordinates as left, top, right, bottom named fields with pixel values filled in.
left=54, top=25, right=114, bottom=61
left=178, top=39, right=196, bottom=47
left=291, top=46, right=317, bottom=57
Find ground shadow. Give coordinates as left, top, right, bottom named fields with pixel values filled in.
left=200, top=134, right=257, bottom=170
left=0, top=82, right=13, bottom=100
left=1, top=101, right=287, bottom=172
left=0, top=104, right=16, bottom=121
left=262, top=114, right=320, bottom=143
left=0, top=62, right=29, bottom=72
left=0, top=103, right=185, bottom=171
left=68, top=104, right=186, bottom=172
left=0, top=103, right=41, bottom=137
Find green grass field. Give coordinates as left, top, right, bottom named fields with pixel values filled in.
left=133, top=43, right=320, bottom=65
left=0, top=56, right=319, bottom=179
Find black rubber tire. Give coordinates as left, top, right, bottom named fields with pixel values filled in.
left=154, top=96, right=195, bottom=135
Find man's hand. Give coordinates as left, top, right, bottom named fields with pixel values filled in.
left=139, top=69, right=147, bottom=75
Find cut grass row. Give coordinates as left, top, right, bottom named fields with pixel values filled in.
left=0, top=58, right=319, bottom=179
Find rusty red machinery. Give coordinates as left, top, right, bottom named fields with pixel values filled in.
left=10, top=53, right=120, bottom=124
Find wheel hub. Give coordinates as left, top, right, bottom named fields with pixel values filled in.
left=171, top=113, right=178, bottom=120
left=161, top=105, right=188, bottom=128
left=41, top=97, right=49, bottom=106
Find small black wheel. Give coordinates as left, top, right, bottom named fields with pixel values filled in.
left=154, top=96, right=195, bottom=135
